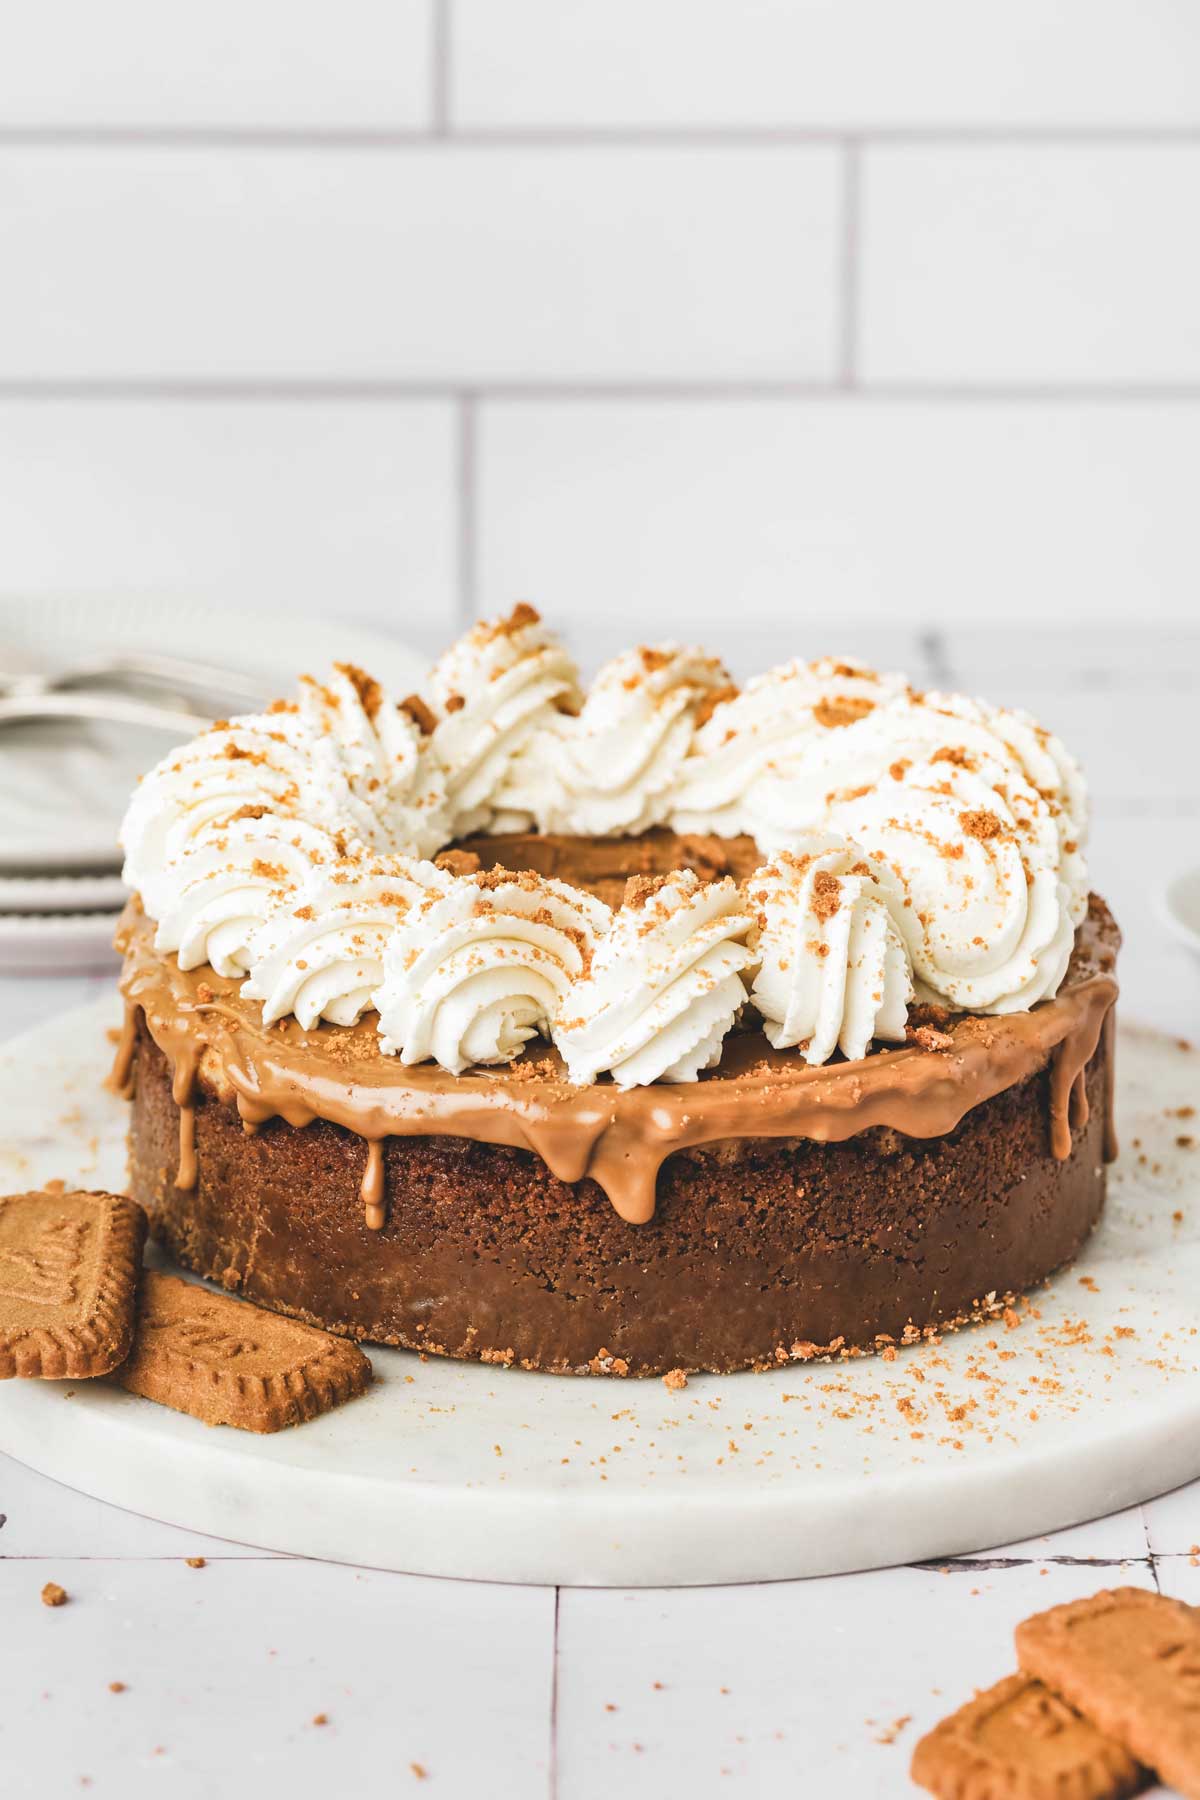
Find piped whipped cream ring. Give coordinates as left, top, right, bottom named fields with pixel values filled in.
left=241, top=854, right=449, bottom=1029
left=122, top=668, right=448, bottom=920
left=822, top=757, right=1076, bottom=1014
left=297, top=663, right=450, bottom=859
left=120, top=615, right=1092, bottom=1078
left=923, top=690, right=1089, bottom=923
left=121, top=711, right=323, bottom=919
left=746, top=836, right=914, bottom=1064
left=376, top=869, right=609, bottom=1074
left=727, top=688, right=1081, bottom=1012
left=153, top=812, right=347, bottom=978
left=543, top=644, right=733, bottom=838
left=671, top=654, right=911, bottom=836
left=554, top=869, right=755, bottom=1088
left=426, top=603, right=583, bottom=835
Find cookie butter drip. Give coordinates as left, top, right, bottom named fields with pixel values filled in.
left=1046, top=984, right=1108, bottom=1164
left=361, top=1139, right=386, bottom=1231
left=108, top=1002, right=137, bottom=1100
left=171, top=1054, right=199, bottom=1192
left=115, top=896, right=1119, bottom=1226
left=1102, top=1010, right=1118, bottom=1164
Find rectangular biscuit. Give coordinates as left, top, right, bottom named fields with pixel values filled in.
left=0, top=1188, right=147, bottom=1379
left=1017, top=1586, right=1200, bottom=1800
left=911, top=1671, right=1147, bottom=1800
left=112, top=1270, right=371, bottom=1432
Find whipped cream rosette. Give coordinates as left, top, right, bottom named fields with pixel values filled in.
left=121, top=708, right=330, bottom=919
left=919, top=691, right=1089, bottom=924
left=121, top=662, right=449, bottom=917
left=297, top=662, right=450, bottom=859
left=241, top=853, right=448, bottom=1030
left=671, top=655, right=909, bottom=838
left=722, top=676, right=1086, bottom=1013
left=746, top=837, right=914, bottom=1064
left=426, top=604, right=583, bottom=835
left=776, top=685, right=1089, bottom=915
left=153, top=812, right=346, bottom=978
left=544, top=645, right=733, bottom=837
left=375, top=870, right=609, bottom=1074
left=820, top=755, right=1076, bottom=1014
left=554, top=870, right=754, bottom=1087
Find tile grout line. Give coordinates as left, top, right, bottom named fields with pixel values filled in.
left=456, top=392, right=478, bottom=625
left=837, top=138, right=861, bottom=389
left=4, top=380, right=1200, bottom=402
left=1140, top=1502, right=1163, bottom=1593
left=1, top=125, right=1199, bottom=148
left=910, top=1555, right=1157, bottom=1573
left=548, top=1586, right=561, bottom=1800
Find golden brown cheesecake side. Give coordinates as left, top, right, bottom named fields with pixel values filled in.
left=114, top=882, right=1120, bottom=1378
left=127, top=1022, right=1110, bottom=1376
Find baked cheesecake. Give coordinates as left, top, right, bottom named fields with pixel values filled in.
left=112, top=608, right=1117, bottom=1376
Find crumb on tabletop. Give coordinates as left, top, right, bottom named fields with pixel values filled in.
left=185, top=1557, right=206, bottom=1569
left=312, top=1713, right=329, bottom=1727
left=41, top=1582, right=68, bottom=1608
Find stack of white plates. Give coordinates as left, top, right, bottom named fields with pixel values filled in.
left=0, top=871, right=133, bottom=976
left=0, top=596, right=427, bottom=977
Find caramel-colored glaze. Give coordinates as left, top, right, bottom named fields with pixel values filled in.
left=114, top=895, right=1119, bottom=1227
left=1102, top=1008, right=1119, bottom=1165
left=361, top=1139, right=387, bottom=1232
left=107, top=1003, right=137, bottom=1101
left=170, top=1053, right=199, bottom=1191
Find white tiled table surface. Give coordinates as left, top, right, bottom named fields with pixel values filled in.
left=2, top=626, right=1199, bottom=1798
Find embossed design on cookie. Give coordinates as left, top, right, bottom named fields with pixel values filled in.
left=143, top=1314, right=261, bottom=1363
left=911, top=1670, right=1146, bottom=1800
left=1153, top=1635, right=1200, bottom=1698
left=1007, top=1682, right=1087, bottom=1743
left=0, top=1190, right=147, bottom=1380
left=112, top=1271, right=371, bottom=1432
left=1017, top=1587, right=1200, bottom=1799
left=0, top=1218, right=87, bottom=1308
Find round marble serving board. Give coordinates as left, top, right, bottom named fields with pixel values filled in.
left=0, top=999, right=1198, bottom=1587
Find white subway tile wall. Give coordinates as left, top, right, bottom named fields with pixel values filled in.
left=0, top=402, right=458, bottom=628
left=451, top=0, right=1200, bottom=130
left=861, top=144, right=1200, bottom=384
left=0, top=147, right=839, bottom=382
left=0, top=0, right=1197, bottom=635
left=476, top=399, right=1200, bottom=628
left=0, top=0, right=435, bottom=131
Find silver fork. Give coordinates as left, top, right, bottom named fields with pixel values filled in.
left=0, top=690, right=215, bottom=734
left=0, top=651, right=269, bottom=709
